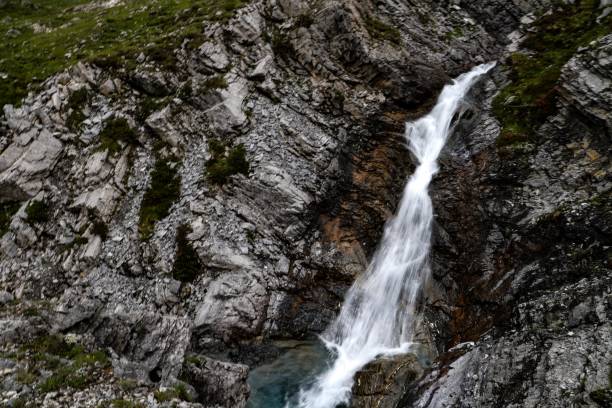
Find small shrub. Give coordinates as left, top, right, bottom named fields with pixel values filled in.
left=364, top=16, right=401, bottom=44
left=202, top=75, right=228, bottom=92
left=98, top=117, right=138, bottom=154
left=205, top=140, right=250, bottom=185
left=91, top=219, right=109, bottom=240
left=136, top=97, right=166, bottom=123
left=65, top=88, right=90, bottom=132
left=138, top=157, right=181, bottom=240
left=25, top=200, right=49, bottom=224
left=0, top=201, right=20, bottom=236
left=172, top=224, right=202, bottom=283
left=295, top=13, right=314, bottom=28
left=270, top=30, right=294, bottom=59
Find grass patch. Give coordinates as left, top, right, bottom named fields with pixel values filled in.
left=0, top=0, right=249, bottom=109
left=492, top=0, right=611, bottom=147
left=17, top=334, right=110, bottom=393
left=0, top=201, right=21, bottom=237
left=98, top=117, right=138, bottom=154
left=172, top=224, right=202, bottom=283
left=154, top=383, right=192, bottom=402
left=205, top=139, right=250, bottom=185
left=25, top=200, right=50, bottom=225
left=138, top=156, right=181, bottom=240
left=364, top=16, right=401, bottom=44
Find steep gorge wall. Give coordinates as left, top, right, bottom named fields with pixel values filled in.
left=0, top=0, right=609, bottom=407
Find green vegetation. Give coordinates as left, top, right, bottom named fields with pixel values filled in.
left=205, top=139, right=250, bottom=185
left=25, top=200, right=50, bottom=224
left=65, top=87, right=91, bottom=131
left=295, top=13, right=314, bottom=28
left=136, top=96, right=168, bottom=123
left=0, top=201, right=21, bottom=237
left=202, top=75, right=228, bottom=92
left=92, top=218, right=109, bottom=240
left=98, top=399, right=145, bottom=408
left=445, top=26, right=464, bottom=40
left=270, top=29, right=294, bottom=60
left=0, top=0, right=249, bottom=108
left=98, top=117, right=138, bottom=154
left=154, top=383, right=192, bottom=402
left=138, top=156, right=181, bottom=239
left=15, top=334, right=111, bottom=394
left=589, top=363, right=612, bottom=407
left=172, top=224, right=202, bottom=283
left=493, top=0, right=612, bottom=147
left=364, top=16, right=401, bottom=44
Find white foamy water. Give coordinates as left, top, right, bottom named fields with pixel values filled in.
left=293, top=62, right=496, bottom=408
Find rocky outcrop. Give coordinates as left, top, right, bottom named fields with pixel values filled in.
left=0, top=0, right=609, bottom=407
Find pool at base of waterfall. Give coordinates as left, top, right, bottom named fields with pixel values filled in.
left=246, top=341, right=333, bottom=408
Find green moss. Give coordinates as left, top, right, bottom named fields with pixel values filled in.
left=364, top=16, right=401, bottom=44
left=25, top=200, right=50, bottom=224
left=154, top=384, right=192, bottom=402
left=493, top=0, right=611, bottom=147
left=0, top=0, right=249, bottom=109
left=98, top=117, right=138, bottom=154
left=65, top=88, right=91, bottom=132
left=0, top=201, right=20, bottom=237
left=138, top=156, right=181, bottom=240
left=202, top=75, right=228, bottom=92
left=205, top=139, right=250, bottom=185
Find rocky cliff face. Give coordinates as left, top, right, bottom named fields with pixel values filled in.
left=0, top=0, right=609, bottom=407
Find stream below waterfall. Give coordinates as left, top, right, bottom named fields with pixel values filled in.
left=246, top=62, right=495, bottom=408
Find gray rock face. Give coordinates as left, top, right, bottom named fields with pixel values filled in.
left=0, top=0, right=608, bottom=406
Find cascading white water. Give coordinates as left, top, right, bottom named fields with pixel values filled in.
left=293, top=62, right=496, bottom=408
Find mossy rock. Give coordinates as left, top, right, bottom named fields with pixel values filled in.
left=492, top=0, right=612, bottom=147
left=364, top=16, right=402, bottom=44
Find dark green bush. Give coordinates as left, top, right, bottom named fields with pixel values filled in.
left=202, top=75, right=228, bottom=92
left=92, top=219, right=109, bottom=240
left=0, top=201, right=20, bottom=236
left=138, top=157, right=181, bottom=239
left=98, top=117, right=138, bottom=154
left=25, top=200, right=49, bottom=224
left=270, top=29, right=294, bottom=59
left=205, top=140, right=250, bottom=185
left=171, top=224, right=202, bottom=283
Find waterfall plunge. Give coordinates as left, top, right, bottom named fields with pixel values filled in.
left=293, top=62, right=496, bottom=408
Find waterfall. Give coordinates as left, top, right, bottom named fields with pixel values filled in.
left=293, top=62, right=496, bottom=408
